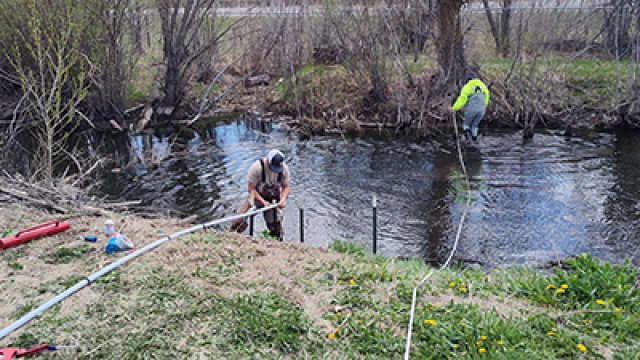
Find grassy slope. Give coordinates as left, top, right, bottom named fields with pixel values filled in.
left=1, top=206, right=639, bottom=359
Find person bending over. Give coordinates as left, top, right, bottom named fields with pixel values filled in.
left=451, top=73, right=490, bottom=144
left=230, top=149, right=290, bottom=240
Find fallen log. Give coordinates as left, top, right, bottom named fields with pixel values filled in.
left=0, top=187, right=67, bottom=214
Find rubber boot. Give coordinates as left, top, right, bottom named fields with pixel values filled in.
left=463, top=129, right=472, bottom=143
left=230, top=219, right=248, bottom=233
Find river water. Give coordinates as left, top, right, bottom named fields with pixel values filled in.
left=89, top=117, right=640, bottom=267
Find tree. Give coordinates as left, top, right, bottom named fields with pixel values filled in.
left=87, top=0, right=139, bottom=119
left=5, top=0, right=91, bottom=180
left=156, top=0, right=217, bottom=111
left=602, top=0, right=634, bottom=58
left=436, top=0, right=467, bottom=86
left=482, top=0, right=512, bottom=57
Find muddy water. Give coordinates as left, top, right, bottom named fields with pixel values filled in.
left=90, top=118, right=640, bottom=267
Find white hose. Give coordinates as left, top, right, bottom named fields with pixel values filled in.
left=0, top=204, right=278, bottom=342
left=404, top=115, right=472, bottom=360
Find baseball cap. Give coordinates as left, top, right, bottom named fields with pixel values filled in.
left=267, top=149, right=285, bottom=173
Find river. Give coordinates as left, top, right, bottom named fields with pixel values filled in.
left=87, top=117, right=640, bottom=268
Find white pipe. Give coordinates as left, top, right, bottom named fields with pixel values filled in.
left=404, top=114, right=471, bottom=360
left=0, top=204, right=278, bottom=341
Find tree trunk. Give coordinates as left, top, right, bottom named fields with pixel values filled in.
left=436, top=0, right=466, bottom=85
left=156, top=0, right=217, bottom=111
left=130, top=10, right=143, bottom=52
left=499, top=0, right=512, bottom=57
left=164, top=56, right=182, bottom=108
left=603, top=0, right=633, bottom=57
left=482, top=0, right=511, bottom=57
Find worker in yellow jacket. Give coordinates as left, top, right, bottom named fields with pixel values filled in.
left=450, top=73, right=490, bottom=143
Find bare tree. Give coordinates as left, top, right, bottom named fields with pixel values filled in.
left=436, top=0, right=467, bottom=86
left=5, top=0, right=92, bottom=181
left=482, top=0, right=512, bottom=57
left=86, top=0, right=141, bottom=120
left=602, top=0, right=634, bottom=58
left=330, top=4, right=391, bottom=103
left=156, top=0, right=217, bottom=111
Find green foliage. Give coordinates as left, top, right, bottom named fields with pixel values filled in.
left=515, top=254, right=639, bottom=310
left=9, top=332, right=40, bottom=349
left=510, top=254, right=640, bottom=344
left=4, top=249, right=25, bottom=270
left=554, top=254, right=639, bottom=309
left=126, top=86, right=149, bottom=105
left=7, top=259, right=23, bottom=270
left=2, top=229, right=17, bottom=237
left=261, top=229, right=280, bottom=241
left=8, top=233, right=639, bottom=359
left=409, top=304, right=585, bottom=359
left=329, top=239, right=367, bottom=258
left=15, top=302, right=36, bottom=318
left=58, top=274, right=83, bottom=288
left=2, top=0, right=91, bottom=180
left=44, top=244, right=94, bottom=264
left=225, top=293, right=312, bottom=353
left=275, top=64, right=329, bottom=101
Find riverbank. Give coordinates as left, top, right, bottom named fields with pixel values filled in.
left=1, top=200, right=638, bottom=358
left=246, top=58, right=640, bottom=137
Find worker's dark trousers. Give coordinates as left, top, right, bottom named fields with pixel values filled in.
left=230, top=185, right=283, bottom=240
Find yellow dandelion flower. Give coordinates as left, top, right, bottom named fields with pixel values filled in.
left=424, top=319, right=437, bottom=326
left=615, top=307, right=621, bottom=312
left=546, top=284, right=556, bottom=290
left=452, top=344, right=460, bottom=349
left=547, top=331, right=556, bottom=336
left=478, top=348, right=487, bottom=353
left=349, top=279, right=356, bottom=285
left=561, top=284, right=569, bottom=289
left=328, top=332, right=336, bottom=340
left=577, top=344, right=587, bottom=353
left=556, top=288, right=566, bottom=294
left=459, top=287, right=468, bottom=293
left=596, top=299, right=606, bottom=305
left=338, top=280, right=343, bottom=285
left=480, top=335, right=487, bottom=340
left=497, top=340, right=505, bottom=345
left=449, top=281, right=456, bottom=287
left=476, top=340, right=483, bottom=346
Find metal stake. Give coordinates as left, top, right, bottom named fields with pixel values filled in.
left=373, top=194, right=378, bottom=255
left=299, top=197, right=305, bottom=243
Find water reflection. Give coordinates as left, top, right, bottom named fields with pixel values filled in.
left=91, top=119, right=640, bottom=267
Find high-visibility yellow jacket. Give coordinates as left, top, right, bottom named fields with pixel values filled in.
left=452, top=79, right=490, bottom=111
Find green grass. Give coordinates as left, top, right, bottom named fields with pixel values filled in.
left=4, top=249, right=25, bottom=270
left=482, top=57, right=633, bottom=103
left=275, top=64, right=341, bottom=102
left=126, top=85, right=149, bottom=105
left=43, top=244, right=94, bottom=264
left=6, top=232, right=639, bottom=359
